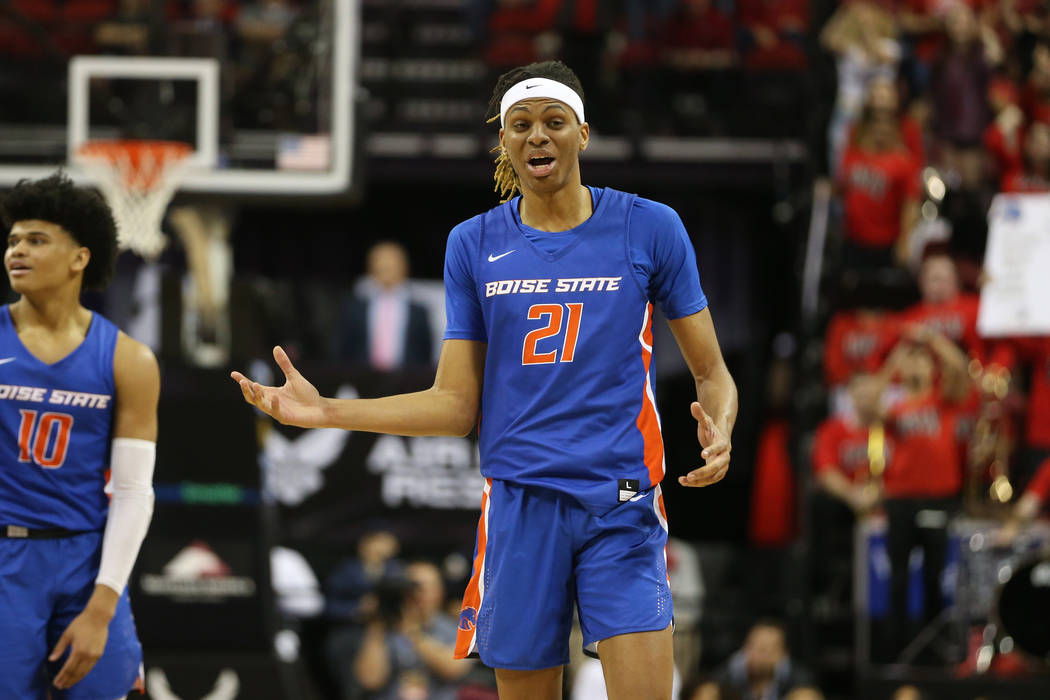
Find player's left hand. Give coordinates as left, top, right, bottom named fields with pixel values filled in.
left=679, top=402, right=731, bottom=488
left=49, top=605, right=111, bottom=689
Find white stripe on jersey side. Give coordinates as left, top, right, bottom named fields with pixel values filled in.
left=653, top=483, right=668, bottom=532
left=468, top=478, right=492, bottom=657
left=636, top=304, right=667, bottom=477
left=654, top=484, right=670, bottom=588
left=637, top=303, right=653, bottom=353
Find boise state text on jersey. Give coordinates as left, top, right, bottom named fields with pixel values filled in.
left=443, top=187, right=707, bottom=507
left=0, top=307, right=118, bottom=531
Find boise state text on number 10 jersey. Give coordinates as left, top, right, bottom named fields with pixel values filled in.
left=444, top=187, right=707, bottom=507
left=0, top=307, right=118, bottom=531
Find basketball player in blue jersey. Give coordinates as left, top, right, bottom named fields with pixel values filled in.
left=0, top=173, right=159, bottom=699
left=233, top=60, right=736, bottom=699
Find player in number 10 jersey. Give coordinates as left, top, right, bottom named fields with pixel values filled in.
left=232, top=61, right=737, bottom=700
left=0, top=173, right=159, bottom=699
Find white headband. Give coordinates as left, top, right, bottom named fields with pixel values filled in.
left=499, top=77, right=585, bottom=127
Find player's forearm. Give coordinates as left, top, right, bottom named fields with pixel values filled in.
left=695, top=363, right=738, bottom=434
left=320, top=387, right=477, bottom=437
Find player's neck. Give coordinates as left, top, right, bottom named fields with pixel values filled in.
left=11, top=292, right=88, bottom=334
left=519, top=183, right=592, bottom=233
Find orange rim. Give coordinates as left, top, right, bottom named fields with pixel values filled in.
left=76, top=139, right=192, bottom=191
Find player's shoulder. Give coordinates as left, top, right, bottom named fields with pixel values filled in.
left=629, top=194, right=684, bottom=230
left=113, top=331, right=159, bottom=384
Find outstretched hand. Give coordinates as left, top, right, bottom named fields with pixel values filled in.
left=678, top=402, right=731, bottom=488
left=230, top=346, right=327, bottom=428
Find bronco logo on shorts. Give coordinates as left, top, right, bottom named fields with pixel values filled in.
left=458, top=606, right=478, bottom=632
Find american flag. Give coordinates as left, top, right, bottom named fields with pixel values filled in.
left=277, top=134, right=331, bottom=171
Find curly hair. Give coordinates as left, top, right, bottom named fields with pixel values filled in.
left=0, top=172, right=118, bottom=290
left=485, top=61, right=585, bottom=202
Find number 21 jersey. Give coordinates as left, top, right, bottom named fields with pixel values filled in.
left=444, top=187, right=707, bottom=506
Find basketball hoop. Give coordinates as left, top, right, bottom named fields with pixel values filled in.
left=74, top=140, right=193, bottom=259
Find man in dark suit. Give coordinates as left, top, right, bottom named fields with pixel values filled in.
left=334, top=241, right=433, bottom=370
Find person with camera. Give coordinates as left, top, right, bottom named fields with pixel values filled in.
left=352, top=561, right=472, bottom=700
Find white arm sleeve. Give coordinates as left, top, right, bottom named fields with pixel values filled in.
left=96, top=437, right=156, bottom=594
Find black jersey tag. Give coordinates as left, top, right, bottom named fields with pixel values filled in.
left=618, top=479, right=640, bottom=502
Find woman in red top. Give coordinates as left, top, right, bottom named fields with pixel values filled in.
left=879, top=325, right=970, bottom=654
left=838, top=88, right=921, bottom=270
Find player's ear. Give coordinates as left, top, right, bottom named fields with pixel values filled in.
left=578, top=122, right=589, bottom=151
left=498, top=127, right=505, bottom=148
left=71, top=246, right=90, bottom=274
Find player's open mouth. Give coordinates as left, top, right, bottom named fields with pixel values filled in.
left=8, top=263, right=30, bottom=276
left=526, top=156, right=556, bottom=177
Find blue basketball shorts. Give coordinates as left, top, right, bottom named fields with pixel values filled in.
left=0, top=531, right=144, bottom=699
left=454, top=478, right=672, bottom=670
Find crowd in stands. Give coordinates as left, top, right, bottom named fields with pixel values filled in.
left=813, top=0, right=1050, bottom=673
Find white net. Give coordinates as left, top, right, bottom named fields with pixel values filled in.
left=74, top=141, right=192, bottom=260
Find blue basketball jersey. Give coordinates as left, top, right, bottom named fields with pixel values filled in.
left=0, top=306, right=119, bottom=531
left=444, top=187, right=707, bottom=506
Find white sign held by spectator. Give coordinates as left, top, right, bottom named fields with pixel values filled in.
left=979, top=194, right=1050, bottom=337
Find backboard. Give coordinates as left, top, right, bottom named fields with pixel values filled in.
left=0, top=0, right=356, bottom=196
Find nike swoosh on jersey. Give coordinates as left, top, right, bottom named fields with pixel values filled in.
left=0, top=357, right=15, bottom=366
left=488, top=250, right=516, bottom=262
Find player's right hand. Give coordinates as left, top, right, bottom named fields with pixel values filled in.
left=679, top=402, right=731, bottom=488
left=231, top=346, right=327, bottom=428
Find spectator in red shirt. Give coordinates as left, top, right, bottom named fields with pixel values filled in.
left=810, top=371, right=894, bottom=625
left=813, top=372, right=892, bottom=513
left=838, top=87, right=922, bottom=270
left=897, top=250, right=985, bottom=362
left=1001, top=121, right=1050, bottom=193
left=879, top=325, right=970, bottom=650
left=824, top=309, right=899, bottom=390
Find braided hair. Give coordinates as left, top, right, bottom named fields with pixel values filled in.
left=485, top=61, right=585, bottom=202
